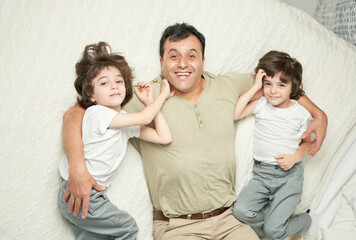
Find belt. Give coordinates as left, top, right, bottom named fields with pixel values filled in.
left=153, top=207, right=229, bottom=221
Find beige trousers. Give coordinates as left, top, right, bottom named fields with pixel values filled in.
left=152, top=207, right=259, bottom=240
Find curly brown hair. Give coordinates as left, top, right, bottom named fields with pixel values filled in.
left=74, top=42, right=133, bottom=109
left=255, top=51, right=303, bottom=100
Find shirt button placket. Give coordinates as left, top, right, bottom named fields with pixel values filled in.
left=194, top=104, right=203, bottom=127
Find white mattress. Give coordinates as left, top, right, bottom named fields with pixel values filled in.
left=317, top=140, right=356, bottom=240
left=1, top=0, right=355, bottom=239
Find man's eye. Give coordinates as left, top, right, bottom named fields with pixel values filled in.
left=189, top=55, right=195, bottom=59
left=170, top=55, right=177, bottom=59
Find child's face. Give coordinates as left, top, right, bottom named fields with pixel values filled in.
left=263, top=72, right=292, bottom=108
left=90, top=66, right=126, bottom=111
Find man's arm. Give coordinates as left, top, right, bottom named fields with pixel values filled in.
left=297, top=93, right=328, bottom=156
left=62, top=104, right=105, bottom=219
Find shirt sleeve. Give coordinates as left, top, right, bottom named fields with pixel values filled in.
left=297, top=107, right=314, bottom=139
left=83, top=105, right=118, bottom=141
left=253, top=97, right=267, bottom=115
left=124, top=125, right=141, bottom=139
left=224, top=72, right=255, bottom=98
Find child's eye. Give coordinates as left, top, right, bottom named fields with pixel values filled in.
left=279, top=84, right=286, bottom=87
left=264, top=82, right=271, bottom=86
left=100, top=82, right=107, bottom=86
left=116, top=80, right=123, bottom=84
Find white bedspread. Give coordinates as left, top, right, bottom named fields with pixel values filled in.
left=317, top=140, right=356, bottom=240
left=1, top=0, right=355, bottom=239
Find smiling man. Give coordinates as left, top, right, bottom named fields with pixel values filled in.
left=62, top=23, right=327, bottom=239
left=159, top=33, right=205, bottom=102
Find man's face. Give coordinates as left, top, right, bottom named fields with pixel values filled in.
left=160, top=34, right=205, bottom=96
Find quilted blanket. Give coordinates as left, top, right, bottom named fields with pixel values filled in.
left=1, top=0, right=355, bottom=239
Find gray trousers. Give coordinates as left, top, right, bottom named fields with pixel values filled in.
left=232, top=161, right=311, bottom=240
left=58, top=180, right=138, bottom=240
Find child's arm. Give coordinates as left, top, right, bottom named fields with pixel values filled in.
left=136, top=80, right=173, bottom=144
left=108, top=79, right=173, bottom=129
left=234, top=69, right=266, bottom=120
left=139, top=112, right=172, bottom=144
left=275, top=136, right=311, bottom=171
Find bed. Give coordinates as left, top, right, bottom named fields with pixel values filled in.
left=1, top=0, right=355, bottom=239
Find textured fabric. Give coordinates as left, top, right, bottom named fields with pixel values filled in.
left=152, top=207, right=259, bottom=240
left=315, top=0, right=356, bottom=45
left=58, top=181, right=138, bottom=240
left=233, top=162, right=311, bottom=239
left=125, top=72, right=254, bottom=217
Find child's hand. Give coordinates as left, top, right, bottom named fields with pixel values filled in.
left=275, top=153, right=299, bottom=171
left=255, top=69, right=266, bottom=89
left=135, top=82, right=154, bottom=106
left=161, top=79, right=175, bottom=99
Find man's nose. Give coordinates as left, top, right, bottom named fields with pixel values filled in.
left=178, top=56, right=187, bottom=68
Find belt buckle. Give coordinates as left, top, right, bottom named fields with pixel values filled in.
left=187, top=214, right=192, bottom=220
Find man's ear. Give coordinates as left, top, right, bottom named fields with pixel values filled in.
left=160, top=57, right=163, bottom=69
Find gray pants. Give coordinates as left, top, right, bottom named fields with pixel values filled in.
left=233, top=161, right=311, bottom=240
left=58, top=180, right=138, bottom=240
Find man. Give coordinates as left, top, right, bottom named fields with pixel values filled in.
left=62, top=23, right=327, bottom=239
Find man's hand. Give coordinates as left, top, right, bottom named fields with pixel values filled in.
left=302, top=112, right=328, bottom=156
left=63, top=166, right=105, bottom=219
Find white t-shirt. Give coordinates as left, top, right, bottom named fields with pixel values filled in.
left=253, top=97, right=313, bottom=164
left=59, top=105, right=140, bottom=187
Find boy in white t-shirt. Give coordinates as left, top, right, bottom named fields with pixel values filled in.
left=232, top=51, right=315, bottom=240
left=58, top=42, right=174, bottom=240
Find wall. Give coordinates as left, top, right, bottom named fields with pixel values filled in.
left=283, top=0, right=319, bottom=16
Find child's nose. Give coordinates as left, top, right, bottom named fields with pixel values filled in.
left=111, top=82, right=118, bottom=89
left=271, top=85, right=277, bottom=93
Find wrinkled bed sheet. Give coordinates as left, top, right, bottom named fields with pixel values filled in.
left=1, top=0, right=355, bottom=239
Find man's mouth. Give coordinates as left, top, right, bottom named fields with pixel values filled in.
left=176, top=72, right=191, bottom=77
